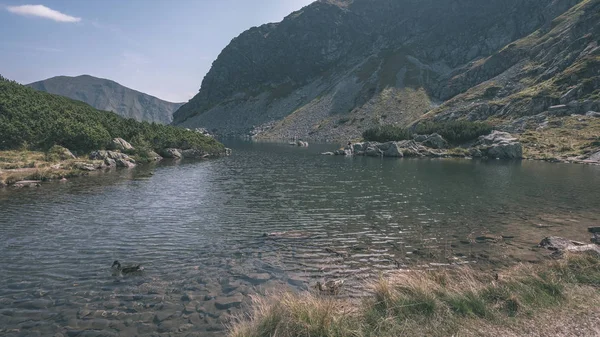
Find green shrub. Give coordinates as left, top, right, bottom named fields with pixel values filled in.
left=415, top=120, right=492, bottom=144
left=0, top=76, right=224, bottom=154
left=362, top=125, right=411, bottom=142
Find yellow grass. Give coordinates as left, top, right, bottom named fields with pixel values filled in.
left=229, top=253, right=600, bottom=337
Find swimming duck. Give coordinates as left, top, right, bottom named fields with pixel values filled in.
left=314, top=280, right=345, bottom=295
left=111, top=260, right=143, bottom=274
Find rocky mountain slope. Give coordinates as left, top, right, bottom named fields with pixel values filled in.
left=173, top=0, right=598, bottom=151
left=28, top=75, right=183, bottom=124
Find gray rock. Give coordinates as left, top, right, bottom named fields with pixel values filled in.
left=104, top=158, right=116, bottom=167
left=539, top=236, right=576, bottom=251
left=214, top=294, right=244, bottom=310
left=592, top=233, right=600, bottom=245
left=413, top=134, right=428, bottom=142
left=382, top=142, right=404, bottom=157
left=73, top=162, right=96, bottom=171
left=154, top=311, right=174, bottom=323
left=422, top=133, right=448, bottom=149
left=585, top=111, right=600, bottom=117
left=111, top=138, right=135, bottom=151
left=548, top=104, right=569, bottom=116
left=365, top=146, right=383, bottom=157
left=477, top=131, right=522, bottom=159
left=115, top=158, right=136, bottom=168
left=243, top=273, right=271, bottom=285
left=89, top=150, right=108, bottom=160
left=146, top=151, right=163, bottom=161
left=161, top=148, right=182, bottom=159
left=353, top=143, right=365, bottom=153
left=50, top=145, right=76, bottom=160
left=587, top=152, right=600, bottom=162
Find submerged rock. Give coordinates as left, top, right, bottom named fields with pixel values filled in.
left=214, top=294, right=244, bottom=310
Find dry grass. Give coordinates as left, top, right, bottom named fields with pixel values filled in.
left=0, top=150, right=99, bottom=185
left=519, top=116, right=600, bottom=161
left=229, top=253, right=600, bottom=337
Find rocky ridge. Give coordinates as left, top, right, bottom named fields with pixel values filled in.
left=172, top=0, right=598, bottom=150
left=28, top=75, right=183, bottom=124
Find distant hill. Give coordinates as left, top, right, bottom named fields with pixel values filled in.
left=28, top=75, right=183, bottom=124
left=0, top=75, right=224, bottom=155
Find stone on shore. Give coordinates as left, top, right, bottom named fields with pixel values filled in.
left=161, top=148, right=182, bottom=159
left=111, top=138, right=135, bottom=151
left=476, top=131, right=522, bottom=159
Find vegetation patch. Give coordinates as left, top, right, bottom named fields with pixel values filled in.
left=229, top=253, right=600, bottom=337
left=362, top=121, right=492, bottom=144
left=0, top=75, right=224, bottom=155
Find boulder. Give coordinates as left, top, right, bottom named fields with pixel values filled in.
left=365, top=146, right=383, bottom=157
left=146, top=151, right=163, bottom=161
left=585, top=111, right=600, bottom=118
left=49, top=145, right=76, bottom=160
left=214, top=294, right=244, bottom=310
left=161, top=148, right=182, bottom=159
left=382, top=142, right=404, bottom=157
left=89, top=150, right=108, bottom=160
left=321, top=152, right=335, bottom=156
left=539, top=236, right=573, bottom=251
left=115, top=158, right=136, bottom=168
left=111, top=138, right=135, bottom=151
left=413, top=134, right=428, bottom=142
left=422, top=133, right=448, bottom=149
left=104, top=158, right=116, bottom=167
left=592, top=233, right=600, bottom=245
left=353, top=143, right=365, bottom=153
left=587, top=151, right=600, bottom=162
left=73, top=162, right=96, bottom=171
left=296, top=141, right=309, bottom=147
left=477, top=131, right=522, bottom=159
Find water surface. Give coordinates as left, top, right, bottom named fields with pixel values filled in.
left=1, top=140, right=599, bottom=336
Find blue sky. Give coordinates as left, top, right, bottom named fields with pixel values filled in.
left=0, top=0, right=315, bottom=102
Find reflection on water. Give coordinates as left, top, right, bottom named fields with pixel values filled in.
left=1, top=140, right=599, bottom=336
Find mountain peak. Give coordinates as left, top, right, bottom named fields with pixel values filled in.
left=27, top=75, right=183, bottom=124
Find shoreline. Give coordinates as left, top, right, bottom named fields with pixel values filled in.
left=230, top=231, right=600, bottom=337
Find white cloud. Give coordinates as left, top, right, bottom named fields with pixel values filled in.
left=6, top=4, right=81, bottom=23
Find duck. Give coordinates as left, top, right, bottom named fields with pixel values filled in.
left=314, top=279, right=345, bottom=295
left=111, top=260, right=143, bottom=274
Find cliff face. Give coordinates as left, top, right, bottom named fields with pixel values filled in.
left=28, top=75, right=183, bottom=124
left=173, top=0, right=598, bottom=141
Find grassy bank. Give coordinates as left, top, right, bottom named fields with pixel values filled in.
left=518, top=115, right=600, bottom=162
left=230, top=253, right=600, bottom=337
left=0, top=150, right=101, bottom=186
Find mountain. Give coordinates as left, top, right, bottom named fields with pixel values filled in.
left=0, top=75, right=224, bottom=155
left=28, top=75, right=183, bottom=124
left=173, top=0, right=599, bottom=144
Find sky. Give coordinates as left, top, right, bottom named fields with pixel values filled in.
left=0, top=0, right=315, bottom=102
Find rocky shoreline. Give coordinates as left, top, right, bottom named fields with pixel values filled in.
left=324, top=130, right=600, bottom=165
left=326, top=131, right=523, bottom=160
left=0, top=137, right=232, bottom=189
